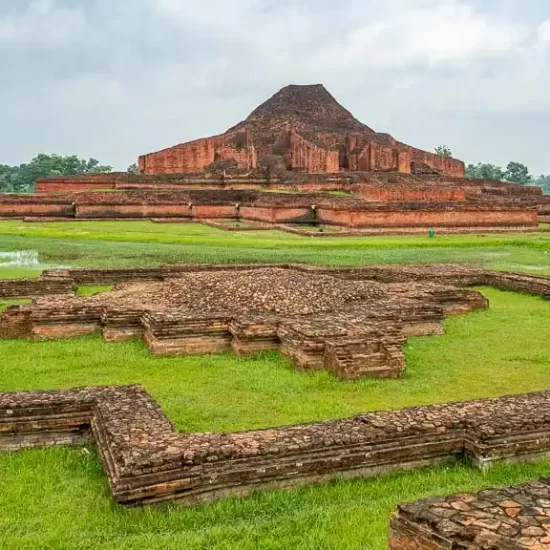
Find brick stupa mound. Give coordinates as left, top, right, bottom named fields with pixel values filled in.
left=0, top=267, right=488, bottom=379
left=138, top=84, right=465, bottom=177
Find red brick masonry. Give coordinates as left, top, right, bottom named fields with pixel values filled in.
left=390, top=479, right=550, bottom=549
left=0, top=187, right=540, bottom=230
left=137, top=84, right=465, bottom=177
left=0, top=264, right=491, bottom=379
left=3, top=386, right=550, bottom=508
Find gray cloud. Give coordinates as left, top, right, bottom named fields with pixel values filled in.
left=1, top=0, right=549, bottom=173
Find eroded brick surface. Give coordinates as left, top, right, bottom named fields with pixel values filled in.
left=138, top=84, right=464, bottom=177
left=0, top=277, right=76, bottom=299
left=391, top=480, right=550, bottom=549
left=3, top=386, right=550, bottom=507
left=0, top=266, right=491, bottom=379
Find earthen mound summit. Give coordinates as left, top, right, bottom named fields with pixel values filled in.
left=138, top=84, right=465, bottom=177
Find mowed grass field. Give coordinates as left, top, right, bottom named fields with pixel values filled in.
left=0, top=220, right=549, bottom=277
left=1, top=221, right=550, bottom=549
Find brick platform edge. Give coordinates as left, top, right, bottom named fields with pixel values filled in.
left=3, top=386, right=550, bottom=507
left=390, top=479, right=550, bottom=549
left=4, top=263, right=550, bottom=297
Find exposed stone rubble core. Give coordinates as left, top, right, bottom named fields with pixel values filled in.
left=0, top=267, right=489, bottom=379
left=137, top=84, right=465, bottom=177
left=4, top=387, right=550, bottom=506
left=390, top=479, right=550, bottom=549
left=38, top=262, right=550, bottom=298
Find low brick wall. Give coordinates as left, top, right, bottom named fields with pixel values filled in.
left=0, top=202, right=75, bottom=217
left=359, top=186, right=467, bottom=202
left=317, top=207, right=537, bottom=228
left=3, top=386, right=550, bottom=506
left=0, top=277, right=77, bottom=299
left=390, top=479, right=550, bottom=549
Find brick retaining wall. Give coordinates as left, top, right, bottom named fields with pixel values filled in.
left=3, top=386, right=550, bottom=506
left=0, top=188, right=539, bottom=229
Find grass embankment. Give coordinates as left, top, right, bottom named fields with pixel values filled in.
left=0, top=220, right=549, bottom=277
left=1, top=289, right=550, bottom=548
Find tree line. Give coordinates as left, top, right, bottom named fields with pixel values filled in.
left=435, top=145, right=550, bottom=194
left=0, top=154, right=140, bottom=194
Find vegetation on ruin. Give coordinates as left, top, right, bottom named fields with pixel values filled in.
left=464, top=159, right=550, bottom=192
left=0, top=298, right=30, bottom=312
left=76, top=285, right=114, bottom=296
left=1, top=288, right=550, bottom=548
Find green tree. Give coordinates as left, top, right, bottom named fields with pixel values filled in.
left=0, top=154, right=112, bottom=193
left=534, top=175, right=550, bottom=195
left=127, top=163, right=139, bottom=174
left=435, top=145, right=453, bottom=158
left=465, top=163, right=505, bottom=181
left=504, top=161, right=532, bottom=185
left=0, top=164, right=20, bottom=193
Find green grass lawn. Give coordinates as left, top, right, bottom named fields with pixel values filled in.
left=1, top=222, right=550, bottom=548
left=1, top=288, right=550, bottom=549
left=2, top=449, right=550, bottom=550
left=0, top=220, right=549, bottom=276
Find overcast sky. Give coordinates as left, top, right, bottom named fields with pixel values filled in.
left=1, top=0, right=550, bottom=173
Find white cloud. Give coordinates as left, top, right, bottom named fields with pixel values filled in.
left=0, top=0, right=86, bottom=47
left=323, top=1, right=525, bottom=69
left=538, top=19, right=550, bottom=42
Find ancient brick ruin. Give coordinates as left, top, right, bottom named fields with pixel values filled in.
left=0, top=266, right=489, bottom=379
left=1, top=84, right=547, bottom=233
left=4, top=385, right=550, bottom=508
left=0, top=185, right=543, bottom=232
left=2, top=264, right=550, bottom=543
left=2, top=264, right=550, bottom=380
left=0, top=277, right=76, bottom=299
left=137, top=84, right=465, bottom=177
left=390, top=479, right=550, bottom=549
left=20, top=165, right=548, bottom=232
